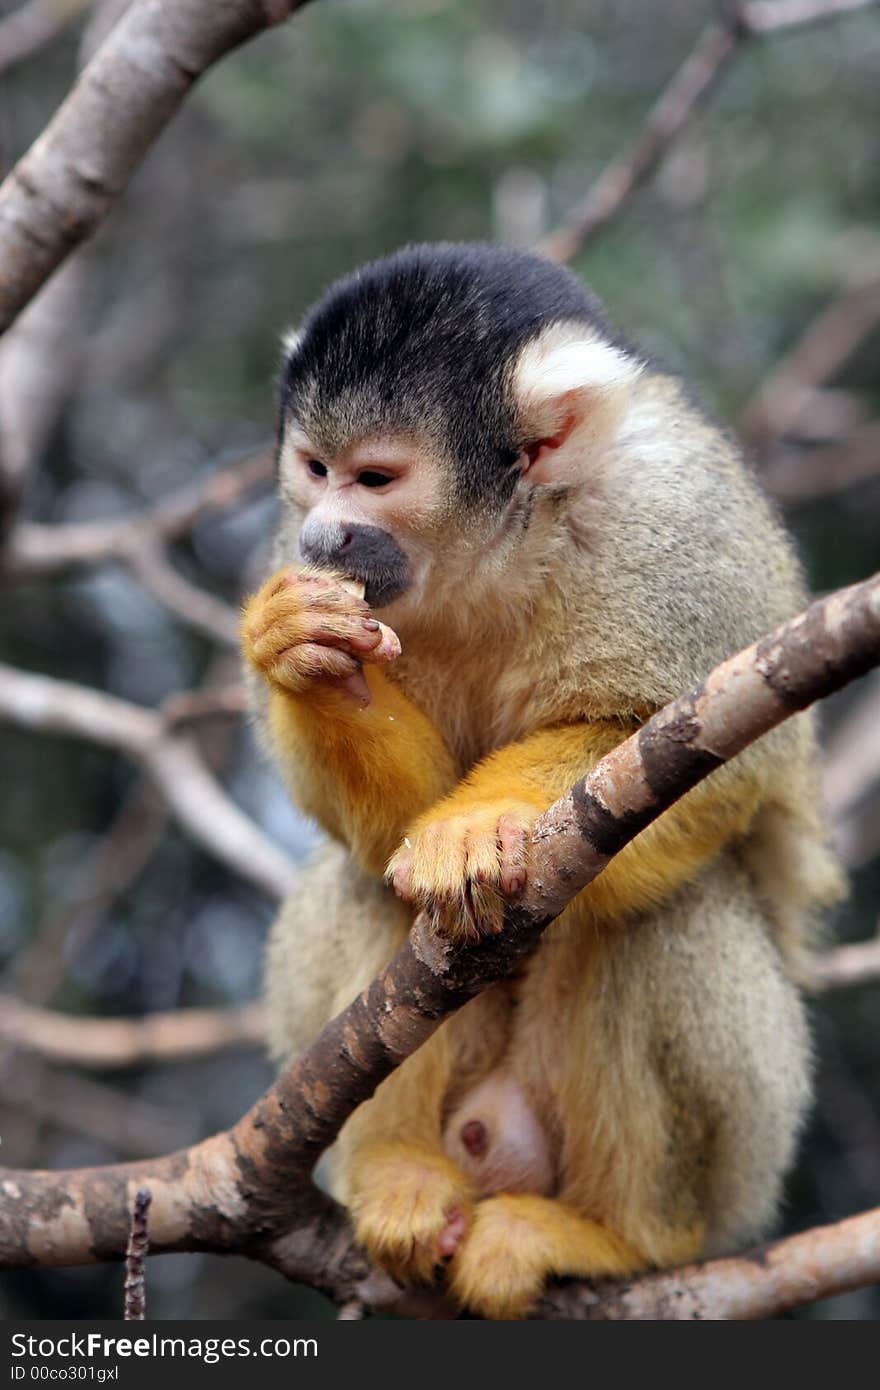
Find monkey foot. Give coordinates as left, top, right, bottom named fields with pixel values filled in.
left=448, top=1193, right=643, bottom=1319
left=387, top=801, right=540, bottom=939
left=348, top=1144, right=474, bottom=1286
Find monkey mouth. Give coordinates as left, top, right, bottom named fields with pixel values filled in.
left=299, top=523, right=411, bottom=608
left=359, top=568, right=411, bottom=608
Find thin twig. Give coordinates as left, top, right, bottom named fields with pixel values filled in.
left=741, top=281, right=880, bottom=448
left=2, top=447, right=273, bottom=644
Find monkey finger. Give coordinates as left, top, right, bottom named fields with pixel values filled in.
left=359, top=622, right=402, bottom=664
left=497, top=814, right=529, bottom=896
left=337, top=668, right=371, bottom=707
left=310, top=616, right=385, bottom=655
left=388, top=846, right=414, bottom=901
left=270, top=642, right=360, bottom=691
left=281, top=570, right=372, bottom=621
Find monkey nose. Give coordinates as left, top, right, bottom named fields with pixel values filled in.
left=299, top=522, right=353, bottom=565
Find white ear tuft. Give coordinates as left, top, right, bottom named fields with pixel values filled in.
left=512, top=330, right=642, bottom=480
left=515, top=333, right=642, bottom=427
left=280, top=326, right=303, bottom=361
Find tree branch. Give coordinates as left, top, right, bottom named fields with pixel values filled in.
left=740, top=280, right=880, bottom=448
left=536, top=0, right=878, bottom=263
left=0, top=571, right=877, bottom=1319
left=535, top=1207, right=880, bottom=1319
left=0, top=0, right=310, bottom=335
left=0, top=662, right=297, bottom=900
left=0, top=0, right=93, bottom=77
left=813, top=935, right=880, bottom=990
left=2, top=446, right=273, bottom=643
left=0, top=995, right=265, bottom=1067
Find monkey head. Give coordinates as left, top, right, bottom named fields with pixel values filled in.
left=275, top=243, right=642, bottom=617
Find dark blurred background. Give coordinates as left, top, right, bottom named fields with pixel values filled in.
left=0, top=0, right=878, bottom=1319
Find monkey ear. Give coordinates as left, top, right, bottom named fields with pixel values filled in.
left=513, top=335, right=642, bottom=482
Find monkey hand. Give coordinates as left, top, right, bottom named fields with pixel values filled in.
left=387, top=798, right=540, bottom=939
left=241, top=567, right=400, bottom=706
left=347, top=1144, right=474, bottom=1287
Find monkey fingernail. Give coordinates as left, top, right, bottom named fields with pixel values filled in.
left=344, top=623, right=384, bottom=653
left=362, top=618, right=381, bottom=632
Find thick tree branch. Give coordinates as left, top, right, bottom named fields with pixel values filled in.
left=0, top=0, right=309, bottom=335
left=0, top=663, right=297, bottom=900
left=536, top=0, right=878, bottom=263
left=0, top=571, right=877, bottom=1319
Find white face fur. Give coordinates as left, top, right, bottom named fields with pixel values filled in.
left=276, top=324, right=641, bottom=613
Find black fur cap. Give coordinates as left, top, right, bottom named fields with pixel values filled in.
left=280, top=242, right=619, bottom=507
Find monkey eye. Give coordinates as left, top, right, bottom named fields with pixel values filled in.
left=307, top=459, right=327, bottom=478
left=357, top=470, right=393, bottom=488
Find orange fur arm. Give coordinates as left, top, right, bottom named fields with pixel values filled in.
left=267, top=667, right=456, bottom=875
left=393, top=720, right=768, bottom=927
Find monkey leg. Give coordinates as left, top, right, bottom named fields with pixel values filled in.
left=484, top=856, right=812, bottom=1318
left=265, top=841, right=481, bottom=1287
left=335, top=1032, right=478, bottom=1286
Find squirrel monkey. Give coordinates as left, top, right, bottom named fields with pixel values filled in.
left=242, top=244, right=843, bottom=1318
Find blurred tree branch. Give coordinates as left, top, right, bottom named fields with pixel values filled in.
left=0, top=0, right=125, bottom=540
left=740, top=280, right=880, bottom=449
left=0, top=662, right=297, bottom=900
left=2, top=444, right=274, bottom=641
left=0, top=994, right=265, bottom=1066
left=0, top=0, right=311, bottom=335
left=5, top=444, right=273, bottom=571
left=0, top=571, right=877, bottom=1318
left=4, top=920, right=880, bottom=1075
left=0, top=0, right=93, bottom=77
left=813, top=933, right=880, bottom=990
left=537, top=0, right=878, bottom=264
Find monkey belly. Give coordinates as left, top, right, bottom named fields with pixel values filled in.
left=441, top=1070, right=556, bottom=1197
